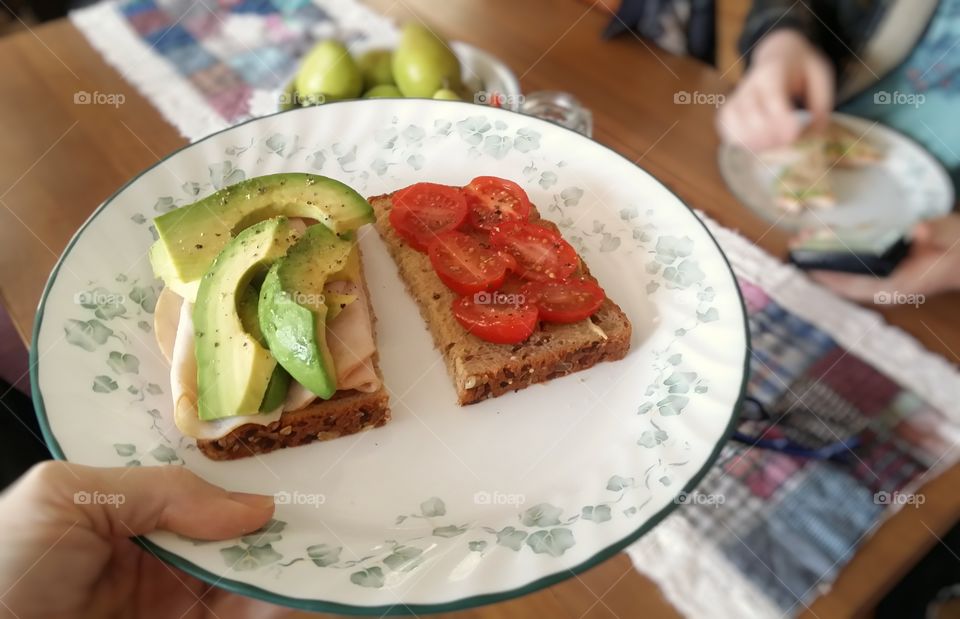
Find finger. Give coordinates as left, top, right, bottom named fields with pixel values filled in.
left=809, top=270, right=888, bottom=302
left=727, top=92, right=777, bottom=151
left=803, top=57, right=835, bottom=130
left=911, top=220, right=934, bottom=246
left=740, top=94, right=779, bottom=150
left=13, top=462, right=274, bottom=540
left=760, top=83, right=803, bottom=145
left=913, top=216, right=960, bottom=249
left=716, top=91, right=749, bottom=146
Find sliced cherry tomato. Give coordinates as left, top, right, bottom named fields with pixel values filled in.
left=427, top=231, right=511, bottom=295
left=463, top=176, right=532, bottom=231
left=496, top=250, right=518, bottom=273
left=521, top=279, right=606, bottom=323
left=389, top=183, right=468, bottom=252
left=497, top=273, right=528, bottom=295
left=489, top=221, right=579, bottom=282
left=452, top=294, right=538, bottom=344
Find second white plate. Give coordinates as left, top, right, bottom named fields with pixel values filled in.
left=718, top=112, right=953, bottom=232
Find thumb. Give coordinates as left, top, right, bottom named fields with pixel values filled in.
left=15, top=461, right=274, bottom=540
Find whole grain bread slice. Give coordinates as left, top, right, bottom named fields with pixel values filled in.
left=196, top=383, right=390, bottom=460
left=196, top=252, right=390, bottom=461
left=370, top=193, right=631, bottom=405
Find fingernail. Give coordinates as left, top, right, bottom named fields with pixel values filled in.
left=228, top=491, right=275, bottom=509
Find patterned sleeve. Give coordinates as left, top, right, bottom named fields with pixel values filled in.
left=737, top=0, right=858, bottom=73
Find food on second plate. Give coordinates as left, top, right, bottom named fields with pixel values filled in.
left=820, top=122, right=883, bottom=167
left=294, top=40, right=364, bottom=103
left=150, top=173, right=389, bottom=461
left=371, top=176, right=632, bottom=405
left=287, top=23, right=465, bottom=108
left=762, top=120, right=885, bottom=212
left=774, top=144, right=835, bottom=212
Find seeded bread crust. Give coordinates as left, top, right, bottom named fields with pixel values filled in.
left=370, top=193, right=631, bottom=405
left=195, top=384, right=390, bottom=460
left=196, top=250, right=390, bottom=461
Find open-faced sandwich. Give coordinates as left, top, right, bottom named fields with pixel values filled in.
left=370, top=177, right=631, bottom=405
left=774, top=143, right=835, bottom=213
left=150, top=173, right=389, bottom=461
left=762, top=120, right=885, bottom=212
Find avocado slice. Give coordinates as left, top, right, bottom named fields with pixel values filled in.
left=259, top=224, right=354, bottom=399
left=150, top=173, right=374, bottom=301
left=259, top=368, right=292, bottom=412
left=238, top=286, right=291, bottom=412
left=193, top=217, right=302, bottom=421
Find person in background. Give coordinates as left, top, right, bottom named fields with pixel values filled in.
left=718, top=0, right=960, bottom=301
left=0, top=462, right=290, bottom=619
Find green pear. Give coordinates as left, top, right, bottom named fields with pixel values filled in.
left=432, top=88, right=461, bottom=100
left=295, top=40, right=363, bottom=102
left=392, top=23, right=462, bottom=98
left=279, top=80, right=298, bottom=110
left=363, top=84, right=403, bottom=98
left=358, top=49, right=395, bottom=90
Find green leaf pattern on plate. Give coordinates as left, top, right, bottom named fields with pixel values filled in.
left=350, top=567, right=385, bottom=588
left=419, top=496, right=445, bottom=517
left=306, top=543, right=341, bottom=567
left=107, top=351, right=139, bottom=375
left=494, top=526, right=528, bottom=550
left=65, top=319, right=113, bottom=351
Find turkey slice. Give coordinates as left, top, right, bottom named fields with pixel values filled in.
left=154, top=287, right=182, bottom=364
left=325, top=279, right=380, bottom=393
left=169, top=300, right=282, bottom=441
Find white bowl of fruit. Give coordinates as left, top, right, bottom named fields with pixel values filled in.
left=278, top=24, right=522, bottom=111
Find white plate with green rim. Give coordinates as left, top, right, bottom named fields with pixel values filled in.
left=32, top=99, right=748, bottom=614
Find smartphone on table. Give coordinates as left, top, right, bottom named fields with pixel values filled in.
left=788, top=226, right=911, bottom=277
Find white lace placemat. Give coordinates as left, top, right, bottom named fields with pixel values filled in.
left=627, top=213, right=960, bottom=619
left=71, top=0, right=395, bottom=140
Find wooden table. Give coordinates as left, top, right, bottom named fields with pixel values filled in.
left=1, top=0, right=958, bottom=616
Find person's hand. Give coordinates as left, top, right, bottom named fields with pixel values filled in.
left=0, top=461, right=289, bottom=619
left=809, top=214, right=960, bottom=302
left=717, top=29, right=835, bottom=151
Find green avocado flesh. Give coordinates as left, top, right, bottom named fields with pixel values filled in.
left=259, top=224, right=354, bottom=400
left=193, top=218, right=301, bottom=421
left=238, top=287, right=291, bottom=412
left=150, top=173, right=374, bottom=301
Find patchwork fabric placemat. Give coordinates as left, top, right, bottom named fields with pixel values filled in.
left=70, top=2, right=960, bottom=616
left=72, top=0, right=394, bottom=138
left=629, top=220, right=960, bottom=618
